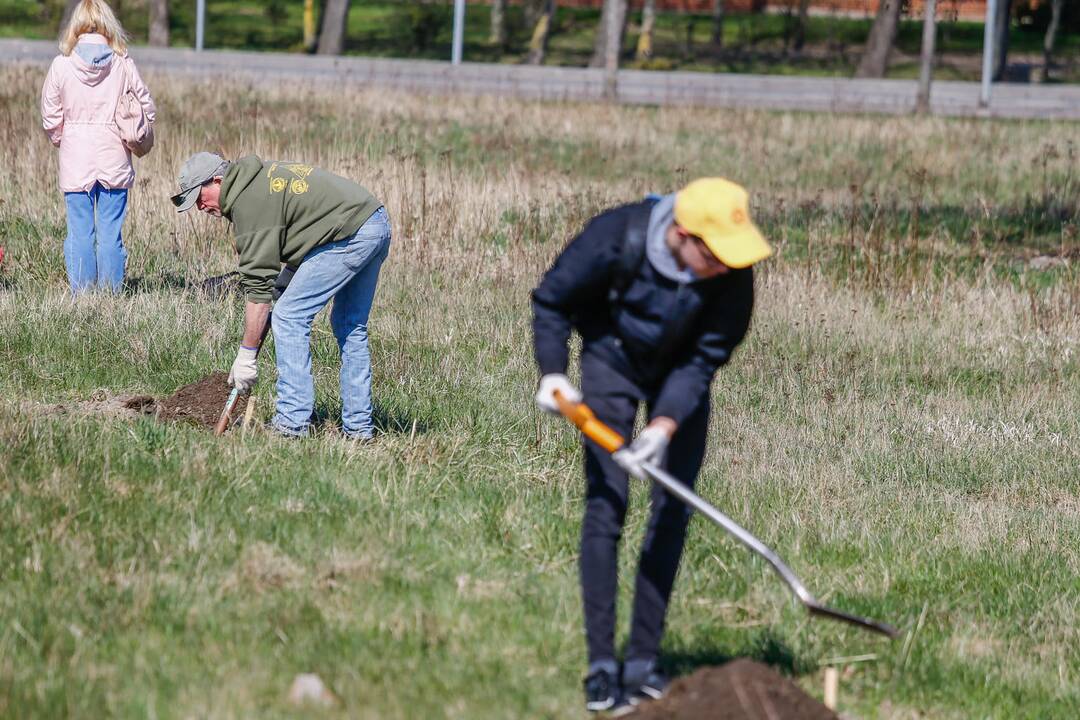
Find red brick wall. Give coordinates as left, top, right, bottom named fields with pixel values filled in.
left=551, top=1, right=988, bottom=22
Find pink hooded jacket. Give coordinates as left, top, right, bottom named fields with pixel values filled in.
left=40, top=33, right=156, bottom=193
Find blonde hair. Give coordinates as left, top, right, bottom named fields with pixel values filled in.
left=59, top=0, right=128, bottom=56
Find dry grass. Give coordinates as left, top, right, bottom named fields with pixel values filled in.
left=0, top=65, right=1076, bottom=718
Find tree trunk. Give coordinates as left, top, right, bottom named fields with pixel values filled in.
left=1041, top=0, right=1064, bottom=82
left=710, top=0, right=724, bottom=48
left=590, top=0, right=628, bottom=70
left=992, top=0, right=1012, bottom=81
left=527, top=0, right=555, bottom=65
left=792, top=0, right=811, bottom=53
left=316, top=0, right=351, bottom=55
left=915, top=0, right=937, bottom=113
left=60, top=0, right=80, bottom=32
left=148, top=0, right=169, bottom=47
left=1036, top=0, right=1062, bottom=83
left=855, top=0, right=903, bottom=78
left=490, top=0, right=507, bottom=48
left=635, top=0, right=656, bottom=62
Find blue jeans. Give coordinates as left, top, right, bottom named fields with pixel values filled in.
left=63, top=183, right=128, bottom=293
left=271, top=207, right=391, bottom=438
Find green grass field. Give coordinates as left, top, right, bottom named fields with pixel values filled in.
left=1, top=0, right=1078, bottom=81
left=0, top=66, right=1078, bottom=718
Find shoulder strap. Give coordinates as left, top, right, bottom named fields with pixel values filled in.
left=112, top=56, right=132, bottom=119
left=120, top=56, right=133, bottom=93
left=608, top=200, right=656, bottom=305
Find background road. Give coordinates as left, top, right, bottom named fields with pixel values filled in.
left=3, top=37, right=1078, bottom=119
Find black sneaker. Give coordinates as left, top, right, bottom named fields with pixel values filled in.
left=584, top=668, right=619, bottom=713
left=623, top=666, right=669, bottom=704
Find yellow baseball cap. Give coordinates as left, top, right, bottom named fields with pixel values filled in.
left=674, top=178, right=772, bottom=269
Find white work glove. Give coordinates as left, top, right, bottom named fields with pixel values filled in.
left=534, top=373, right=582, bottom=414
left=613, top=426, right=671, bottom=478
left=228, top=346, right=258, bottom=391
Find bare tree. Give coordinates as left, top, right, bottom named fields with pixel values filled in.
left=711, top=0, right=724, bottom=48
left=317, top=0, right=351, bottom=55
left=635, top=0, right=657, bottom=62
left=915, top=0, right=937, bottom=113
left=1041, top=0, right=1064, bottom=82
left=992, top=0, right=1013, bottom=81
left=527, top=0, right=556, bottom=64
left=855, top=0, right=903, bottom=78
left=491, top=0, right=507, bottom=49
left=792, top=0, right=811, bottom=54
left=590, top=0, right=628, bottom=69
left=148, top=0, right=169, bottom=47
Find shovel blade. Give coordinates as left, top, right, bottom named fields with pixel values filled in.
left=807, top=601, right=899, bottom=638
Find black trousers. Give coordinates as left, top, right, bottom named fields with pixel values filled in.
left=579, top=351, right=709, bottom=664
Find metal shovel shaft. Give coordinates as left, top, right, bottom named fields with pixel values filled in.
left=552, top=391, right=897, bottom=638
left=640, top=461, right=898, bottom=638
left=639, top=461, right=816, bottom=606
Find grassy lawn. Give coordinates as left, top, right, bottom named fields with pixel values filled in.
left=0, top=66, right=1078, bottom=718
left=1, top=0, right=1078, bottom=81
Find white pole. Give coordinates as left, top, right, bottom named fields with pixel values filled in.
left=980, top=0, right=997, bottom=108
left=196, top=0, right=205, bottom=51
left=452, top=0, right=465, bottom=65
left=916, top=0, right=937, bottom=113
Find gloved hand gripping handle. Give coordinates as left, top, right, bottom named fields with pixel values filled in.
left=214, top=313, right=272, bottom=437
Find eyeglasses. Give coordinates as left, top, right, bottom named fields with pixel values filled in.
left=170, top=180, right=210, bottom=208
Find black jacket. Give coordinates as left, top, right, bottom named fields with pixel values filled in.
left=532, top=203, right=755, bottom=426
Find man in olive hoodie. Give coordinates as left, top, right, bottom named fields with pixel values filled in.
left=172, top=152, right=391, bottom=439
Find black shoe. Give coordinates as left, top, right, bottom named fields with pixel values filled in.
left=584, top=668, right=620, bottom=713
left=623, top=666, right=669, bottom=704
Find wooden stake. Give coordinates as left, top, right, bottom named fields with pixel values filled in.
left=824, top=666, right=839, bottom=710
left=242, top=396, right=256, bottom=435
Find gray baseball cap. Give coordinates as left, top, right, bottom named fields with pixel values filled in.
left=171, top=152, right=228, bottom=212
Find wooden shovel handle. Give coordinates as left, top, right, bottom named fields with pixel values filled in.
left=213, top=388, right=240, bottom=437
left=553, top=390, right=626, bottom=453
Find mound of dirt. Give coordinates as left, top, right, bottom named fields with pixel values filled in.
left=625, top=660, right=837, bottom=720
left=125, top=372, right=247, bottom=429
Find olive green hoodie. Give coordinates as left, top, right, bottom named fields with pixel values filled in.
left=220, top=155, right=381, bottom=303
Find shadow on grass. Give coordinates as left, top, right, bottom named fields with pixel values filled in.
left=662, top=629, right=809, bottom=679
left=124, top=272, right=245, bottom=298
left=373, top=404, right=431, bottom=437
left=308, top=404, right=432, bottom=438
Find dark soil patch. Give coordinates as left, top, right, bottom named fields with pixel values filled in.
left=625, top=659, right=837, bottom=720
left=125, top=372, right=247, bottom=430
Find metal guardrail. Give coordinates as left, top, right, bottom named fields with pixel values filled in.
left=3, top=39, right=1078, bottom=119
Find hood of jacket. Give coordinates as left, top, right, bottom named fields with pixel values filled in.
left=220, top=155, right=265, bottom=218
left=70, top=33, right=117, bottom=86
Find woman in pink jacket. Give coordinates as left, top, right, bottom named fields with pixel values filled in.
left=40, top=0, right=155, bottom=294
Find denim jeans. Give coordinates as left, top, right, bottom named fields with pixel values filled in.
left=270, top=206, right=391, bottom=438
left=63, top=183, right=128, bottom=293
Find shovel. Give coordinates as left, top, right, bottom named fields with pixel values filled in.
left=213, top=387, right=242, bottom=436
left=214, top=313, right=272, bottom=437
left=554, top=391, right=898, bottom=639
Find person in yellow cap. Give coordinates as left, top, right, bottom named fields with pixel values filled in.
left=531, top=178, right=771, bottom=714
